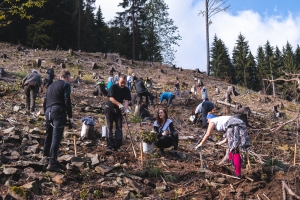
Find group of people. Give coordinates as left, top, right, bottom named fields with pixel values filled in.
left=21, top=67, right=250, bottom=178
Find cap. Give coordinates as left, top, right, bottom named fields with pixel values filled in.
left=207, top=114, right=216, bottom=119
left=32, top=69, right=38, bottom=73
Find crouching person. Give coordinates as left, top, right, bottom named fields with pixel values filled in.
left=195, top=114, right=250, bottom=178
left=153, top=108, right=178, bottom=153
left=94, top=80, right=108, bottom=96
left=193, top=98, right=214, bottom=128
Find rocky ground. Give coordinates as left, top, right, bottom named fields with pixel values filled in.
left=1, top=42, right=300, bottom=199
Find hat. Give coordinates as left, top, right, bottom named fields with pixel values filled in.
left=32, top=69, right=38, bottom=73
left=206, top=114, right=216, bottom=119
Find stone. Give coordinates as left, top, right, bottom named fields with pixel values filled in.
left=155, top=182, right=167, bottom=192
left=7, top=151, right=20, bottom=160
left=176, top=151, right=187, bottom=159
left=3, top=168, right=22, bottom=175
left=216, top=178, right=226, bottom=184
left=13, top=106, right=20, bottom=112
left=52, top=174, right=66, bottom=184
left=26, top=144, right=41, bottom=154
left=71, top=157, right=90, bottom=168
left=3, top=127, right=15, bottom=134
left=22, top=180, right=41, bottom=195
left=58, top=155, right=73, bottom=163
left=90, top=154, right=100, bottom=166
left=29, top=128, right=41, bottom=134
left=95, top=165, right=114, bottom=175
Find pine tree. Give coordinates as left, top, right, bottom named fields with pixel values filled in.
left=256, top=46, right=265, bottom=92
left=282, top=41, right=296, bottom=73
left=232, top=33, right=250, bottom=87
left=95, top=6, right=109, bottom=52
left=247, top=51, right=258, bottom=90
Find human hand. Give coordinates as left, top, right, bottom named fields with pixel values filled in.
left=162, top=130, right=169, bottom=136
left=125, top=109, right=130, bottom=114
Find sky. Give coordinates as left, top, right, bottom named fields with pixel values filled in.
left=95, top=0, right=300, bottom=71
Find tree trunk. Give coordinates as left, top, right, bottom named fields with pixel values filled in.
left=132, top=0, right=135, bottom=61
left=77, top=0, right=81, bottom=51
left=272, top=75, right=276, bottom=97
left=205, top=0, right=210, bottom=75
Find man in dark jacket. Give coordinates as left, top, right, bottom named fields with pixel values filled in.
left=105, top=75, right=131, bottom=152
left=45, top=65, right=55, bottom=88
left=22, top=69, right=43, bottom=112
left=43, top=69, right=74, bottom=172
left=134, top=77, right=154, bottom=105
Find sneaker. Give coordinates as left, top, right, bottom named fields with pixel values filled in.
left=46, top=164, right=64, bottom=173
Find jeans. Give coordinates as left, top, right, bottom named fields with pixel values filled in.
left=44, top=106, right=66, bottom=165
left=126, top=81, right=131, bottom=90
left=24, top=84, right=39, bottom=112
left=137, top=91, right=154, bottom=104
left=104, top=106, right=123, bottom=150
left=168, top=95, right=175, bottom=105
left=155, top=132, right=178, bottom=151
left=193, top=101, right=214, bottom=126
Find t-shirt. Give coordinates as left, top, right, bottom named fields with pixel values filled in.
left=107, top=84, right=131, bottom=109
left=210, top=116, right=231, bottom=131
left=127, top=76, right=132, bottom=82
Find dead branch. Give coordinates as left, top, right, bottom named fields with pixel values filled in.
left=263, top=193, right=271, bottom=200
left=270, top=114, right=299, bottom=133
left=282, top=181, right=300, bottom=199
left=216, top=100, right=266, bottom=116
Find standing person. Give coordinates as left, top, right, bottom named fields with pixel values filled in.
left=201, top=86, right=208, bottom=100
left=193, top=98, right=214, bottom=128
left=105, top=75, right=131, bottom=152
left=22, top=69, right=43, bottom=113
left=43, top=70, right=74, bottom=172
left=174, top=80, right=180, bottom=96
left=159, top=92, right=175, bottom=106
left=144, top=77, right=152, bottom=88
left=45, top=65, right=55, bottom=88
left=195, top=114, right=250, bottom=178
left=153, top=108, right=178, bottom=153
left=114, top=72, right=121, bottom=84
left=106, top=72, right=114, bottom=90
left=135, top=77, right=154, bottom=105
left=126, top=73, right=133, bottom=90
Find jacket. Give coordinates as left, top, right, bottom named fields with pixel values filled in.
left=135, top=79, right=148, bottom=93
left=23, top=72, right=42, bottom=87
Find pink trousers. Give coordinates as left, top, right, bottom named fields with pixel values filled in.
left=228, top=151, right=241, bottom=176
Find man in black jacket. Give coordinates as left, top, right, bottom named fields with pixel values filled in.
left=105, top=75, right=131, bottom=152
left=45, top=65, right=55, bottom=88
left=134, top=77, right=154, bottom=105
left=43, top=69, right=74, bottom=172
left=22, top=69, right=43, bottom=112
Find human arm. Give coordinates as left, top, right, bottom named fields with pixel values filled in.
left=64, top=83, right=73, bottom=119
left=159, top=94, right=163, bottom=103
left=109, top=97, right=121, bottom=107
left=195, top=122, right=215, bottom=149
left=216, top=137, right=227, bottom=145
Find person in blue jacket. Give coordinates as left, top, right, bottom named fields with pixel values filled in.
left=159, top=92, right=175, bottom=106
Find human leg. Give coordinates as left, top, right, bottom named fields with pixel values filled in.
left=105, top=106, right=115, bottom=150
left=168, top=94, right=175, bottom=105
left=48, top=106, right=66, bottom=165
left=24, top=86, right=31, bottom=111
left=193, top=113, right=199, bottom=124
left=233, top=152, right=242, bottom=176
left=172, top=132, right=178, bottom=150
left=114, top=113, right=123, bottom=149
left=30, top=85, right=39, bottom=112
left=155, top=136, right=173, bottom=152
left=43, top=108, right=53, bottom=157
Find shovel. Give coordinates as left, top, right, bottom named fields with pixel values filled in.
left=198, top=147, right=206, bottom=169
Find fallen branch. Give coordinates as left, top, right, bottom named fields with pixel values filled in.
left=263, top=193, right=270, bottom=200
left=282, top=181, right=300, bottom=200
left=178, top=189, right=198, bottom=199
left=216, top=100, right=266, bottom=116
left=219, top=173, right=240, bottom=180
left=270, top=115, right=299, bottom=133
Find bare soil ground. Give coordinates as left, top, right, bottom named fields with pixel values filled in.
left=1, top=42, right=300, bottom=199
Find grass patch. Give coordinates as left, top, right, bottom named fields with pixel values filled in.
left=81, top=74, right=95, bottom=84
left=11, top=186, right=27, bottom=197
left=13, top=69, right=27, bottom=79
left=130, top=115, right=142, bottom=123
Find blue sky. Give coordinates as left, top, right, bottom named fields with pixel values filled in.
left=96, top=0, right=300, bottom=71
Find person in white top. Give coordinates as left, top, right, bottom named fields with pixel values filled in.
left=126, top=74, right=132, bottom=90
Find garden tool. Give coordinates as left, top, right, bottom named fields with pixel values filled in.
left=124, top=114, right=137, bottom=158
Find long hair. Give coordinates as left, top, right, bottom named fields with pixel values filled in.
left=156, top=108, right=168, bottom=126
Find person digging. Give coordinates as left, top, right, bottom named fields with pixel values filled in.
left=195, top=114, right=250, bottom=178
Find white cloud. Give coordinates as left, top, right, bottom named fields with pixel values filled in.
left=95, top=0, right=300, bottom=71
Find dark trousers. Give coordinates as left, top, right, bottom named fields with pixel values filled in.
left=155, top=132, right=178, bottom=151
left=104, top=106, right=123, bottom=150
left=44, top=106, right=66, bottom=165
left=24, top=84, right=39, bottom=112
left=137, top=91, right=154, bottom=104
left=193, top=101, right=214, bottom=126
left=168, top=94, right=175, bottom=105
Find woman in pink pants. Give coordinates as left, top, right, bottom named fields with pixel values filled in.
left=195, top=114, right=250, bottom=177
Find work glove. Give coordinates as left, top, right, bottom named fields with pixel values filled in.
left=194, top=142, right=203, bottom=150
left=69, top=118, right=74, bottom=129
left=118, top=103, right=125, bottom=115
left=125, top=108, right=130, bottom=114
left=162, top=130, right=169, bottom=136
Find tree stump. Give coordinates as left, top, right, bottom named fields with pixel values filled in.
left=69, top=48, right=73, bottom=56
left=60, top=63, right=66, bottom=69
left=91, top=62, right=98, bottom=70
left=36, top=59, right=41, bottom=67
left=215, top=87, right=220, bottom=94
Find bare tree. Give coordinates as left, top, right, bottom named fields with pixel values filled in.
left=199, top=0, right=230, bottom=76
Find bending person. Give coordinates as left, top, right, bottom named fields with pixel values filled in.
left=153, top=108, right=178, bottom=153
left=193, top=98, right=214, bottom=128
left=195, top=114, right=250, bottom=177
